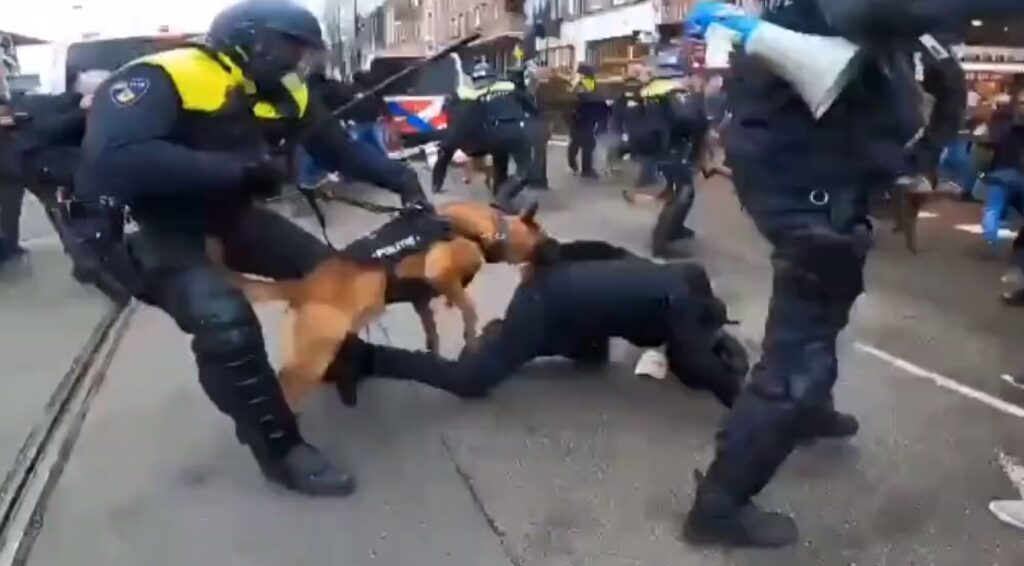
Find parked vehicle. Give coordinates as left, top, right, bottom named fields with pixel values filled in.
left=365, top=52, right=470, bottom=151
left=63, top=34, right=200, bottom=92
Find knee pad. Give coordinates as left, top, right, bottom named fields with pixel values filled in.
left=181, top=287, right=264, bottom=363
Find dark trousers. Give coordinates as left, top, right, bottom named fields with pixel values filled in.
left=129, top=206, right=332, bottom=461
left=652, top=154, right=697, bottom=252
left=489, top=123, right=534, bottom=209
left=1, top=175, right=65, bottom=244
left=526, top=118, right=550, bottom=187
left=697, top=167, right=870, bottom=508
left=567, top=124, right=597, bottom=175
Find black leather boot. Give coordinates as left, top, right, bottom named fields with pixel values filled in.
left=684, top=470, right=798, bottom=548
left=256, top=443, right=356, bottom=497
left=683, top=391, right=800, bottom=548
left=235, top=426, right=356, bottom=497
left=793, top=406, right=860, bottom=444
left=651, top=184, right=696, bottom=258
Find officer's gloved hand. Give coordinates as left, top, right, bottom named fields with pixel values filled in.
left=240, top=158, right=290, bottom=198
left=685, top=1, right=760, bottom=44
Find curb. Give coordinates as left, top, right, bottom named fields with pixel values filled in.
left=0, top=302, right=136, bottom=566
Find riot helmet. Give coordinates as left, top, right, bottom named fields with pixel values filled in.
left=650, top=50, right=688, bottom=79
left=470, top=58, right=496, bottom=88
left=207, top=0, right=325, bottom=91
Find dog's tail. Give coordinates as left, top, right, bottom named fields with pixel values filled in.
left=230, top=274, right=303, bottom=305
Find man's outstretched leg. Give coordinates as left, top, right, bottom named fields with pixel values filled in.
left=333, top=285, right=549, bottom=401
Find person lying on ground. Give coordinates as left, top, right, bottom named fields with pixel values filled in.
left=330, top=239, right=750, bottom=408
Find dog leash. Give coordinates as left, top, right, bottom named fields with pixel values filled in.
left=296, top=189, right=407, bottom=251
left=299, top=189, right=337, bottom=250
left=319, top=192, right=405, bottom=215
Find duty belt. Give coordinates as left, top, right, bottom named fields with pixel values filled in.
left=57, top=191, right=128, bottom=245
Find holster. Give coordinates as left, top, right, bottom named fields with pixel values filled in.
left=58, top=193, right=147, bottom=304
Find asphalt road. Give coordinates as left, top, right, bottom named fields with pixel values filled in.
left=0, top=196, right=113, bottom=495
left=11, top=154, right=1024, bottom=566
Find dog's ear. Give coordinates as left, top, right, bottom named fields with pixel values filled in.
left=520, top=199, right=540, bottom=225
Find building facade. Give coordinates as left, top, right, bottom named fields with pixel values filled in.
left=529, top=0, right=697, bottom=77
left=366, top=0, right=526, bottom=73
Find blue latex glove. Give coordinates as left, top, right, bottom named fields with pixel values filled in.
left=685, top=1, right=762, bottom=44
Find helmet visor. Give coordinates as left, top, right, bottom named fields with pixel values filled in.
left=251, top=31, right=324, bottom=81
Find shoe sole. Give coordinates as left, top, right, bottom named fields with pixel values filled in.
left=1001, top=374, right=1024, bottom=390
left=263, top=469, right=357, bottom=497
left=989, top=500, right=1024, bottom=530
left=683, top=520, right=798, bottom=549
left=794, top=427, right=859, bottom=446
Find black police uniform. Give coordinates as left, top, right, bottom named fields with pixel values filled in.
left=905, top=36, right=967, bottom=182
left=75, top=29, right=424, bottom=494
left=0, top=92, right=85, bottom=259
left=512, top=71, right=550, bottom=190
left=567, top=74, right=605, bottom=178
left=431, top=79, right=537, bottom=210
left=684, top=0, right=997, bottom=549
left=608, top=76, right=643, bottom=177
left=335, top=241, right=749, bottom=409
left=633, top=78, right=709, bottom=257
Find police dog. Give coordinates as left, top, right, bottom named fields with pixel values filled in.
left=217, top=201, right=550, bottom=408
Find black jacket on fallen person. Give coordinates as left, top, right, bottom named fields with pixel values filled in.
left=526, top=256, right=716, bottom=354
left=76, top=48, right=422, bottom=234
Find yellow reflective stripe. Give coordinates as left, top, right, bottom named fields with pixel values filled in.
left=480, top=81, right=515, bottom=96
left=254, top=72, right=308, bottom=118
left=139, top=48, right=242, bottom=113
left=138, top=47, right=308, bottom=119
left=640, top=78, right=683, bottom=98
left=457, top=86, right=479, bottom=100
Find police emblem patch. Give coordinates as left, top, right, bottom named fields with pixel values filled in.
left=110, top=77, right=150, bottom=107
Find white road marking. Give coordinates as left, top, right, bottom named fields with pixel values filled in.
left=549, top=138, right=569, bottom=147
left=918, top=211, right=939, bottom=219
left=954, top=224, right=1018, bottom=239
left=997, top=450, right=1024, bottom=499
left=855, top=343, right=1024, bottom=419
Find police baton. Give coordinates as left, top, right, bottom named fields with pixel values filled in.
left=302, top=32, right=482, bottom=139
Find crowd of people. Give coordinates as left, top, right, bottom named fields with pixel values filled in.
left=1, top=0, right=1024, bottom=550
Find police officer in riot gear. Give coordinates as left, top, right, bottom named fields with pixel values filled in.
left=567, top=64, right=604, bottom=178
left=609, top=67, right=657, bottom=186
left=681, top=0, right=1020, bottom=549
left=432, top=60, right=536, bottom=211
left=619, top=51, right=709, bottom=258
left=511, top=61, right=551, bottom=189
left=76, top=0, right=430, bottom=496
